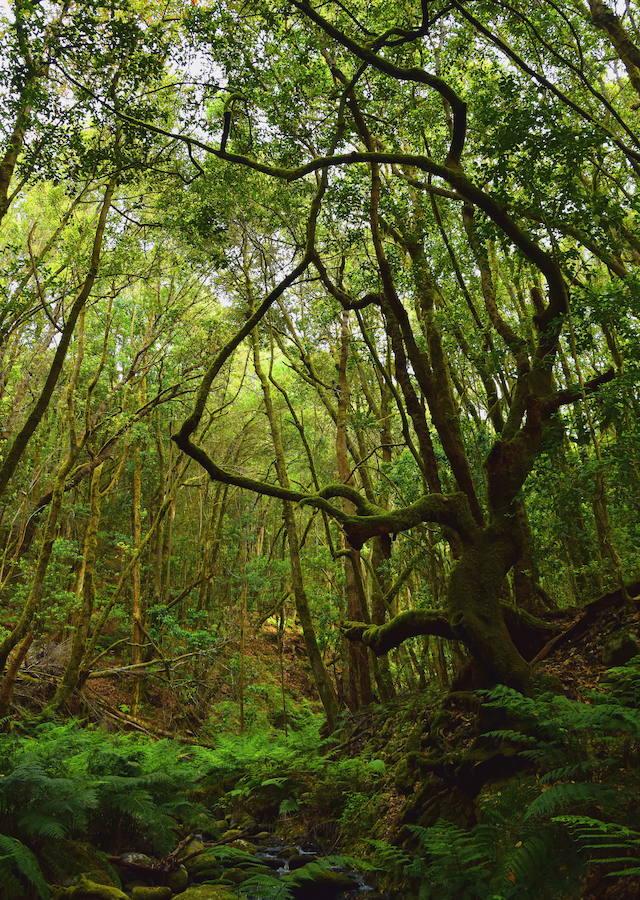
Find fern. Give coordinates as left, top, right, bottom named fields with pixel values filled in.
left=396, top=655, right=640, bottom=898
left=240, top=873, right=295, bottom=899
left=366, top=838, right=412, bottom=875
left=0, top=834, right=49, bottom=900
left=553, top=815, right=640, bottom=877
left=524, top=782, right=616, bottom=820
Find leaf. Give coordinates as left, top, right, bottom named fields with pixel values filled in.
left=0, top=834, right=50, bottom=900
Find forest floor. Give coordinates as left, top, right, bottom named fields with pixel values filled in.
left=3, top=588, right=639, bottom=899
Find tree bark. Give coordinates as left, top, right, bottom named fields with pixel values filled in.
left=250, top=322, right=340, bottom=728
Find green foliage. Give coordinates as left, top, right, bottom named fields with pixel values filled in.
left=382, top=657, right=640, bottom=899
left=0, top=834, right=50, bottom=900
left=0, top=720, right=221, bottom=884
left=240, top=874, right=294, bottom=900
left=553, top=816, right=640, bottom=877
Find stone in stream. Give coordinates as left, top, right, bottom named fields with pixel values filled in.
left=256, top=852, right=287, bottom=870
left=218, top=828, right=244, bottom=842
left=186, top=845, right=269, bottom=884
left=52, top=875, right=129, bottom=899
left=227, top=838, right=258, bottom=854
left=166, top=865, right=189, bottom=892
left=130, top=888, right=172, bottom=900
left=287, top=851, right=318, bottom=871
left=42, top=839, right=122, bottom=889
left=282, top=861, right=359, bottom=898
left=221, top=863, right=274, bottom=884
left=172, top=887, right=237, bottom=900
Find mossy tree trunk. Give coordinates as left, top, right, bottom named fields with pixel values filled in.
left=336, top=310, right=373, bottom=710
left=49, top=462, right=105, bottom=712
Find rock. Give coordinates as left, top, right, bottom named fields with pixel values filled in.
left=236, top=814, right=257, bottom=833
left=222, top=864, right=273, bottom=883
left=184, top=850, right=224, bottom=890
left=41, top=840, right=122, bottom=889
left=130, top=888, right=172, bottom=900
left=166, top=865, right=189, bottom=892
left=227, top=838, right=257, bottom=854
left=119, top=853, right=157, bottom=868
left=254, top=831, right=271, bottom=841
left=182, top=838, right=206, bottom=858
left=283, top=862, right=358, bottom=898
left=173, top=887, right=237, bottom=900
left=185, top=848, right=224, bottom=883
left=287, top=852, right=317, bottom=871
left=187, top=844, right=265, bottom=884
left=221, top=866, right=250, bottom=884
left=602, top=631, right=639, bottom=667
left=219, top=828, right=243, bottom=842
left=257, top=854, right=287, bottom=870
left=188, top=813, right=222, bottom=837
left=54, top=875, right=129, bottom=899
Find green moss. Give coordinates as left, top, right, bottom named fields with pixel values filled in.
left=41, top=840, right=121, bottom=889
left=130, top=888, right=173, bottom=900
left=173, top=886, right=238, bottom=900
left=283, top=861, right=357, bottom=894
left=53, top=875, right=129, bottom=899
left=165, top=865, right=189, bottom=892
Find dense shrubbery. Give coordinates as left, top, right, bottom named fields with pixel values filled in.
left=370, top=657, right=640, bottom=899
left=0, top=707, right=385, bottom=897
left=1, top=658, right=639, bottom=898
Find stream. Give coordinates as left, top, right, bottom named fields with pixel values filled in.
left=114, top=831, right=387, bottom=899
left=253, top=838, right=382, bottom=897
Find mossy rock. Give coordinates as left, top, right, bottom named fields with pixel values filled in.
left=173, top=886, right=237, bottom=900
left=130, top=888, right=173, bottom=900
left=53, top=875, right=129, bottom=899
left=166, top=865, right=189, bottom=893
left=185, top=849, right=225, bottom=882
left=227, top=838, right=257, bottom=854
left=287, top=852, right=317, bottom=871
left=254, top=831, right=271, bottom=841
left=393, top=751, right=432, bottom=794
left=41, top=840, right=122, bottom=889
left=236, top=814, right=257, bottom=832
left=282, top=862, right=357, bottom=897
left=219, top=828, right=243, bottom=842
left=187, top=864, right=224, bottom=884
left=602, top=631, right=639, bottom=667
left=188, top=813, right=224, bottom=839
left=222, top=864, right=273, bottom=883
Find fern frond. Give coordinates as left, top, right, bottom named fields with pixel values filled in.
left=0, top=834, right=49, bottom=900
left=525, top=783, right=616, bottom=820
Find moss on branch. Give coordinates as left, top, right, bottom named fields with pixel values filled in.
left=344, top=603, right=561, bottom=658
left=343, top=610, right=455, bottom=654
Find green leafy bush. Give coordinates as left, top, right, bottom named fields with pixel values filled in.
left=371, top=656, right=640, bottom=899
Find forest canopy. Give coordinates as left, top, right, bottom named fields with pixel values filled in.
left=0, top=1, right=639, bottom=898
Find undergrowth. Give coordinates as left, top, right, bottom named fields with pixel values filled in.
left=370, top=655, right=640, bottom=899
left=0, top=706, right=385, bottom=897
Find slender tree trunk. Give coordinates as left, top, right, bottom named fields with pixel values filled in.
left=0, top=180, right=115, bottom=500
left=0, top=308, right=86, bottom=674
left=336, top=311, right=372, bottom=709
left=131, top=444, right=144, bottom=715
left=238, top=533, right=247, bottom=733
left=250, top=324, right=340, bottom=728
left=0, top=631, right=34, bottom=717
left=588, top=1, right=640, bottom=98
left=49, top=462, right=104, bottom=711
